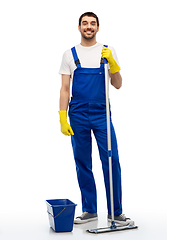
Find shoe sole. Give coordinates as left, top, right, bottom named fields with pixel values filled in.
left=74, top=217, right=98, bottom=224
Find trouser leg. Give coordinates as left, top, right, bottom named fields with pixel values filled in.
left=93, top=121, right=122, bottom=216
left=69, top=108, right=97, bottom=213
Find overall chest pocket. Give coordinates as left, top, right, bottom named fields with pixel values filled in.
left=72, top=68, right=105, bottom=99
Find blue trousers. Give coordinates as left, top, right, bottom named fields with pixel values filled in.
left=69, top=101, right=122, bottom=215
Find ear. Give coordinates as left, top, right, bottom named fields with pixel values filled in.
left=97, top=26, right=99, bottom=33
left=78, top=25, right=81, bottom=32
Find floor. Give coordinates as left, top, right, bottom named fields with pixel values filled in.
left=0, top=204, right=167, bottom=240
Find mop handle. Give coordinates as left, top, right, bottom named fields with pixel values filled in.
left=104, top=58, right=115, bottom=223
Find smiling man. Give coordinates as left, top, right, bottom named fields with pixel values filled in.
left=59, top=12, right=135, bottom=226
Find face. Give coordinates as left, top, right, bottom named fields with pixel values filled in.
left=78, top=16, right=99, bottom=40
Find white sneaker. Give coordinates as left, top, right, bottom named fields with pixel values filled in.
left=108, top=214, right=135, bottom=226
left=74, top=212, right=98, bottom=224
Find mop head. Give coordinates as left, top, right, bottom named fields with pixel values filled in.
left=87, top=222, right=138, bottom=234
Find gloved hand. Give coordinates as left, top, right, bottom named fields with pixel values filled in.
left=58, top=110, right=74, bottom=136
left=101, top=46, right=121, bottom=73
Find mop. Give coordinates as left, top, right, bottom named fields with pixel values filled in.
left=87, top=58, right=138, bottom=234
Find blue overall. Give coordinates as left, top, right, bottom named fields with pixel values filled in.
left=68, top=46, right=122, bottom=216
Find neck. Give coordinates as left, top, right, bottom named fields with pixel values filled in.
left=80, top=37, right=97, bottom=47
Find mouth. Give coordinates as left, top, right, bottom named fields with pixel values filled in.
left=81, top=28, right=96, bottom=40
left=85, top=30, right=94, bottom=34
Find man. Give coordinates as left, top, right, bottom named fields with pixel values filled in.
left=59, top=12, right=135, bottom=226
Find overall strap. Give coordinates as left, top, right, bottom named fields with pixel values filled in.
left=100, top=44, right=108, bottom=67
left=71, top=47, right=81, bottom=68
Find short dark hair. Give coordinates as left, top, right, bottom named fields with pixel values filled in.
left=79, top=12, right=99, bottom=26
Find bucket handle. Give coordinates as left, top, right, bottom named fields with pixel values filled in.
left=47, top=207, right=66, bottom=219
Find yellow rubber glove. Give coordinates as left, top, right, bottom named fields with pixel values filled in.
left=58, top=110, right=74, bottom=136
left=101, top=46, right=121, bottom=73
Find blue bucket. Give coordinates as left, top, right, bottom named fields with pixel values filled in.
left=46, top=199, right=77, bottom=232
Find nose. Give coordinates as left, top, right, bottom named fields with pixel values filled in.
left=87, top=23, right=91, bottom=29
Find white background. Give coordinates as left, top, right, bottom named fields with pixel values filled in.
left=0, top=0, right=174, bottom=239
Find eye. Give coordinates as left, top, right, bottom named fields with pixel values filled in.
left=82, top=21, right=88, bottom=26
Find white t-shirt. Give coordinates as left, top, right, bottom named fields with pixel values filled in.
left=59, top=42, right=120, bottom=78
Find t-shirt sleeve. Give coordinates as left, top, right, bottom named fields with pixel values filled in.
left=59, top=50, right=71, bottom=75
